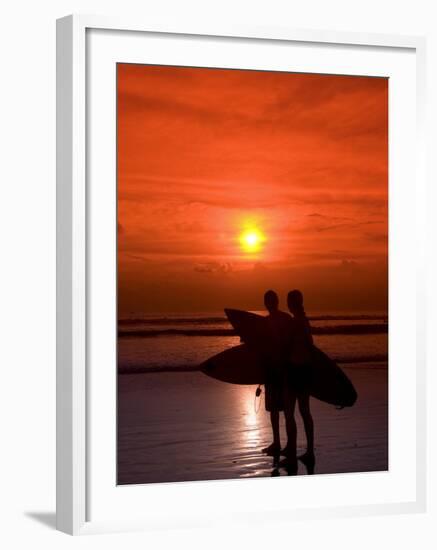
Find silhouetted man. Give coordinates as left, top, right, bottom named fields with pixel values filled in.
left=261, top=290, right=296, bottom=470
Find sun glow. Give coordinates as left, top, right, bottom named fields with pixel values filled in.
left=239, top=228, right=265, bottom=253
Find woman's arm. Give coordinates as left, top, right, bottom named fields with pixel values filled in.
left=304, top=317, right=314, bottom=346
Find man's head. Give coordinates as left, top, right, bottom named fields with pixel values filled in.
left=264, top=290, right=279, bottom=313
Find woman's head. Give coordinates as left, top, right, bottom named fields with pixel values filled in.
left=287, top=289, right=305, bottom=315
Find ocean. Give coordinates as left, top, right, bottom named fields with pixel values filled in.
left=117, top=312, right=388, bottom=374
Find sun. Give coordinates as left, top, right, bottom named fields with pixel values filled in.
left=239, top=228, right=265, bottom=253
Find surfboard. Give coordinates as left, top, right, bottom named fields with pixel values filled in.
left=200, top=344, right=266, bottom=385
left=224, top=308, right=269, bottom=350
left=203, top=308, right=357, bottom=408
left=305, top=347, right=357, bottom=407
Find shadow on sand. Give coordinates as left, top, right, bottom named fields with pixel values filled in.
left=270, top=454, right=315, bottom=476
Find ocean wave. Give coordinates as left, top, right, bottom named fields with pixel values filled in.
left=118, top=324, right=388, bottom=338
left=119, top=314, right=387, bottom=326
left=118, top=316, right=226, bottom=326
left=118, top=354, right=388, bottom=375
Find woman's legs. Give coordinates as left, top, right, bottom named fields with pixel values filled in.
left=279, top=386, right=298, bottom=473
left=298, top=393, right=314, bottom=456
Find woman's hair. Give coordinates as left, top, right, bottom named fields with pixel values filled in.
left=287, top=289, right=305, bottom=315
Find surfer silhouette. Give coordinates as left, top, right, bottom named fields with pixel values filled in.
left=261, top=290, right=297, bottom=470
left=285, top=289, right=315, bottom=469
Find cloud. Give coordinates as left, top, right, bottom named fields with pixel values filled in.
left=194, top=262, right=234, bottom=274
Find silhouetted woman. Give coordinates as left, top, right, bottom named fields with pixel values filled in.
left=287, top=290, right=315, bottom=466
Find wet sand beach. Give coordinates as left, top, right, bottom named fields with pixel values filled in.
left=117, top=364, right=388, bottom=484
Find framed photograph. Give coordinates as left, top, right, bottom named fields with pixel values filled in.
left=56, top=15, right=427, bottom=535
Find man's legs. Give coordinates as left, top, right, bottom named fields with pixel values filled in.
left=270, top=410, right=280, bottom=448
left=262, top=384, right=281, bottom=454
left=283, top=387, right=297, bottom=457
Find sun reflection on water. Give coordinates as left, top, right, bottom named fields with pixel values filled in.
left=239, top=388, right=263, bottom=450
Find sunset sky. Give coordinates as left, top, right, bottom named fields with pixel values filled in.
left=117, top=64, right=388, bottom=315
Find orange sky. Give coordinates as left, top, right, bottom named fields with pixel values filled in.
left=117, top=64, right=388, bottom=314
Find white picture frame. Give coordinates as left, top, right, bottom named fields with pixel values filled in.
left=56, top=14, right=427, bottom=535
